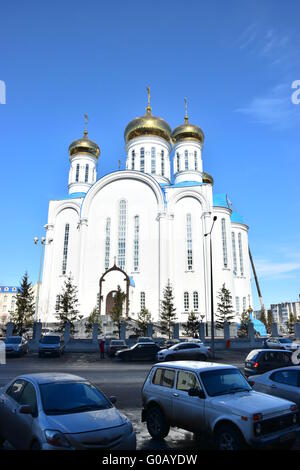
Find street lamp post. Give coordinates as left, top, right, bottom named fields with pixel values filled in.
left=204, top=216, right=217, bottom=358
left=33, top=236, right=46, bottom=322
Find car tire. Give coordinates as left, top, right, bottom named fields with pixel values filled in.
left=30, top=440, right=41, bottom=450
left=146, top=406, right=170, bottom=439
left=215, top=424, right=245, bottom=450
left=167, top=354, right=175, bottom=361
left=198, top=354, right=207, bottom=361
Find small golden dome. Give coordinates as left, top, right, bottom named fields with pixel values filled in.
left=171, top=97, right=204, bottom=144
left=202, top=172, right=214, bottom=184
left=124, top=87, right=171, bottom=144
left=69, top=129, right=100, bottom=159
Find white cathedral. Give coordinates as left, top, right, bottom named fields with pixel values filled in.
left=40, top=93, right=253, bottom=325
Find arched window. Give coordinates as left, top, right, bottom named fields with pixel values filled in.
left=75, top=164, right=80, bottom=182
left=161, top=150, right=165, bottom=176
left=221, top=218, right=228, bottom=268
left=193, top=291, right=199, bottom=311
left=238, top=233, right=244, bottom=276
left=85, top=164, right=89, bottom=183
left=194, top=151, right=198, bottom=171
left=131, top=150, right=135, bottom=170
left=151, top=147, right=156, bottom=174
left=176, top=153, right=180, bottom=172
left=140, top=292, right=145, bottom=310
left=62, top=223, right=70, bottom=275
left=133, top=215, right=139, bottom=271
left=184, top=150, right=188, bottom=170
left=231, top=232, right=237, bottom=275
left=118, top=200, right=127, bottom=270
left=104, top=218, right=111, bottom=270
left=184, top=292, right=189, bottom=312
left=186, top=213, right=193, bottom=270
left=140, top=147, right=145, bottom=172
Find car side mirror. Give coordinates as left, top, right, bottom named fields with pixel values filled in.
left=19, top=405, right=34, bottom=415
left=188, top=388, right=206, bottom=399
left=109, top=396, right=117, bottom=405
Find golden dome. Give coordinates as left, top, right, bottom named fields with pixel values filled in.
left=171, top=97, right=204, bottom=144
left=202, top=172, right=214, bottom=184
left=69, top=129, right=100, bottom=159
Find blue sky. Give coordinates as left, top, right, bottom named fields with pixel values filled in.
left=0, top=0, right=299, bottom=310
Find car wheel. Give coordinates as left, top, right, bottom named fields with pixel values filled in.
left=146, top=406, right=170, bottom=439
left=215, top=424, right=245, bottom=450
left=30, top=440, right=41, bottom=450
left=167, top=354, right=175, bottom=361
left=198, top=354, right=206, bottom=361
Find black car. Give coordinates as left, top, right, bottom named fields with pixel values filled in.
left=115, top=342, right=160, bottom=361
left=38, top=335, right=65, bottom=357
left=244, top=349, right=293, bottom=377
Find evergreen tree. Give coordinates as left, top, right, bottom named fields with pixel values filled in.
left=286, top=312, right=295, bottom=335
left=85, top=306, right=101, bottom=335
left=110, top=285, right=126, bottom=339
left=183, top=310, right=200, bottom=338
left=266, top=310, right=274, bottom=334
left=260, top=308, right=267, bottom=328
left=135, top=308, right=152, bottom=337
left=215, top=283, right=234, bottom=330
left=12, top=272, right=35, bottom=335
left=159, top=280, right=177, bottom=339
left=55, top=274, right=80, bottom=334
left=239, top=309, right=250, bottom=337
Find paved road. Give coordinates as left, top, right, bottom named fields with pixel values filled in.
left=0, top=350, right=299, bottom=450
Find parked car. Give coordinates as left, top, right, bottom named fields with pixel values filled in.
left=164, top=339, right=180, bottom=348
left=264, top=337, right=300, bottom=350
left=38, top=335, right=65, bottom=358
left=115, top=342, right=160, bottom=361
left=244, top=349, right=293, bottom=377
left=108, top=340, right=127, bottom=357
left=248, top=366, right=300, bottom=407
left=142, top=361, right=300, bottom=450
left=137, top=337, right=155, bottom=343
left=5, top=336, right=29, bottom=357
left=0, top=373, right=136, bottom=450
left=156, top=341, right=210, bottom=362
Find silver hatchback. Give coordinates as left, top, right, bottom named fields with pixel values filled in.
left=0, top=373, right=136, bottom=450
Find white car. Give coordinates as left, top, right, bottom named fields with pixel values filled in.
left=142, top=361, right=300, bottom=450
left=265, top=337, right=300, bottom=351
left=156, top=341, right=210, bottom=362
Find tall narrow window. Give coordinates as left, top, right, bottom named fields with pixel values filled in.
left=55, top=295, right=60, bottom=312
left=194, top=151, right=198, bottom=170
left=131, top=150, right=135, bottom=170
left=193, top=291, right=199, bottom=311
left=243, top=297, right=246, bottom=312
left=140, top=292, right=145, bottom=310
left=235, top=297, right=240, bottom=315
left=231, top=232, right=237, bottom=275
left=75, top=164, right=80, bottom=182
left=161, top=150, right=165, bottom=176
left=104, top=218, right=111, bottom=270
left=186, top=213, right=193, bottom=270
left=221, top=218, right=228, bottom=268
left=62, top=223, right=70, bottom=275
left=118, top=200, right=127, bottom=270
left=133, top=215, right=139, bottom=271
left=85, top=164, right=89, bottom=183
left=184, top=292, right=189, bottom=312
left=238, top=233, right=244, bottom=276
left=140, top=147, right=145, bottom=172
left=184, top=150, right=188, bottom=170
left=176, top=153, right=180, bottom=172
left=151, top=147, right=156, bottom=174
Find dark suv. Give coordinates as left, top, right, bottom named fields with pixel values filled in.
left=38, top=335, right=65, bottom=358
left=244, top=349, right=293, bottom=377
left=115, top=342, right=160, bottom=361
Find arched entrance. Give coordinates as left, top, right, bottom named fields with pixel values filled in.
left=105, top=290, right=117, bottom=315
left=98, top=261, right=130, bottom=318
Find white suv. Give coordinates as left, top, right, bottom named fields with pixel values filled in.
left=141, top=361, right=300, bottom=450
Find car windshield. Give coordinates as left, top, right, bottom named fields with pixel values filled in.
left=246, top=350, right=259, bottom=360
left=39, top=381, right=112, bottom=415
left=41, top=336, right=60, bottom=344
left=200, top=369, right=251, bottom=397
left=279, top=338, right=292, bottom=344
left=5, top=337, right=21, bottom=344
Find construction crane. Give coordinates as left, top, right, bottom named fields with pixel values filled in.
left=249, top=247, right=265, bottom=312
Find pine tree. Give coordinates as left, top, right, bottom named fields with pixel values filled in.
left=55, top=274, right=80, bottom=334
left=135, top=308, right=152, bottom=337
left=12, top=272, right=35, bottom=335
left=286, top=312, right=295, bottom=335
left=110, top=285, right=126, bottom=339
left=266, top=310, right=274, bottom=334
left=183, top=310, right=200, bottom=338
left=159, top=280, right=177, bottom=339
left=215, top=283, right=234, bottom=330
left=260, top=308, right=267, bottom=328
left=85, top=306, right=101, bottom=335
left=239, top=309, right=250, bottom=337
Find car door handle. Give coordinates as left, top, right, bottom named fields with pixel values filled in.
left=173, top=393, right=179, bottom=397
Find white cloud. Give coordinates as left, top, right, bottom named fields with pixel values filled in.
left=254, top=257, right=300, bottom=280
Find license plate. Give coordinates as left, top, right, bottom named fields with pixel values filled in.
left=280, top=432, right=294, bottom=443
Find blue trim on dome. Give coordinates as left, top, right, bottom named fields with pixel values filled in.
left=231, top=211, right=245, bottom=224
left=213, top=193, right=230, bottom=208
left=68, top=192, right=86, bottom=199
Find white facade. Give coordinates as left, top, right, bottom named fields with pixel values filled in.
left=40, top=106, right=253, bottom=324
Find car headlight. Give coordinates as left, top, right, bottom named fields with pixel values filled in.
left=44, top=430, right=71, bottom=448
left=254, top=422, right=261, bottom=435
